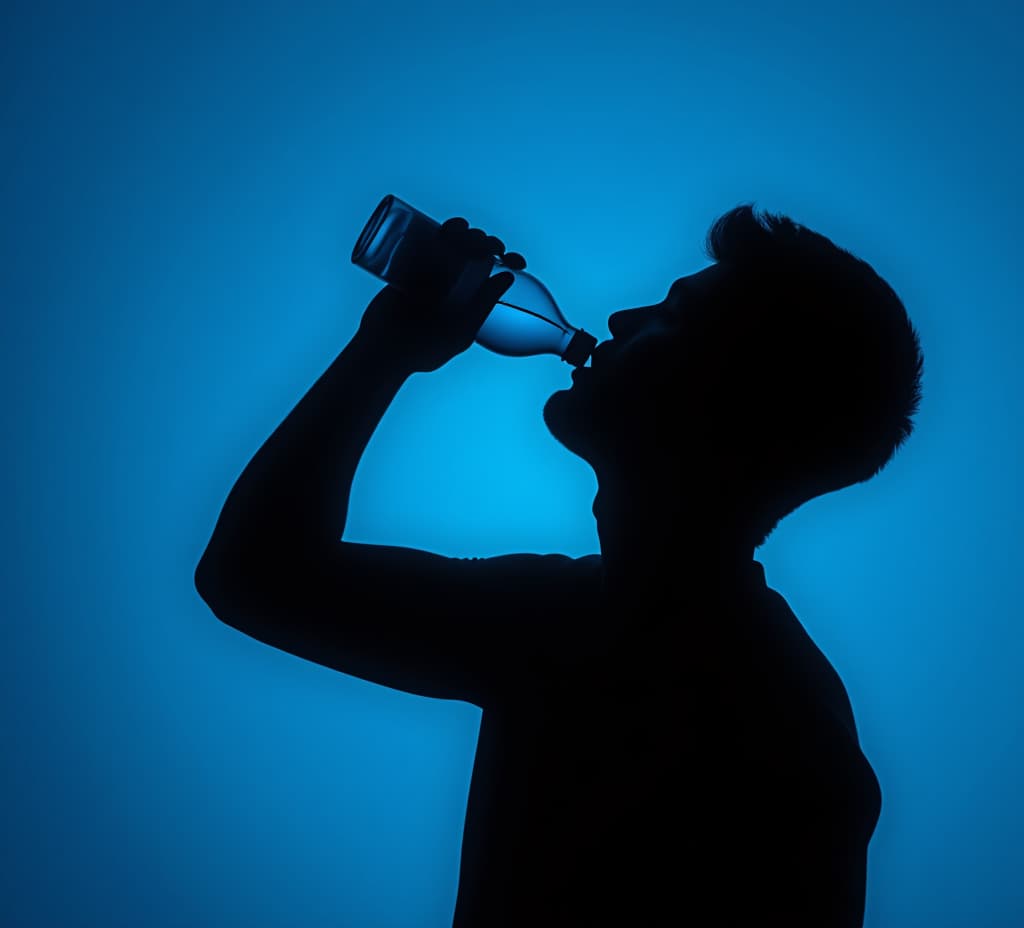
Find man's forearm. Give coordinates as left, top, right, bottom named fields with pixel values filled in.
left=199, top=327, right=412, bottom=570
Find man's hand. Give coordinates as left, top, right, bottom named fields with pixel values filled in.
left=357, top=217, right=527, bottom=374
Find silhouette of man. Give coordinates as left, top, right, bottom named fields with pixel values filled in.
left=195, top=205, right=923, bottom=927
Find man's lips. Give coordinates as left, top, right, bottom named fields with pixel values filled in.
left=588, top=342, right=614, bottom=370
left=571, top=340, right=613, bottom=382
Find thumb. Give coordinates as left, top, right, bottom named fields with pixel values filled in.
left=443, top=258, right=509, bottom=315
left=455, top=271, right=515, bottom=339
left=476, top=271, right=516, bottom=309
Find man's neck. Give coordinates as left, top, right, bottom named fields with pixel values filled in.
left=592, top=479, right=756, bottom=595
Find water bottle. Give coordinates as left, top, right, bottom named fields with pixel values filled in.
left=351, top=195, right=596, bottom=367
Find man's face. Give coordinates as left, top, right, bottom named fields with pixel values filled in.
left=543, top=263, right=730, bottom=467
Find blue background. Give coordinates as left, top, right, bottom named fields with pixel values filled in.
left=4, top=1, right=1021, bottom=925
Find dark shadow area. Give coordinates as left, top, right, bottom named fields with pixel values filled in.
left=195, top=205, right=923, bottom=927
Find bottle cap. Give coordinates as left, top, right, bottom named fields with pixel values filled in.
left=562, top=329, right=598, bottom=367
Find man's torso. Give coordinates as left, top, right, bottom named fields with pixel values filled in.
left=452, top=559, right=881, bottom=927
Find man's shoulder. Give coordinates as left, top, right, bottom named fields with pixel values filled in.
left=452, top=551, right=603, bottom=609
left=499, top=551, right=603, bottom=604
left=469, top=550, right=602, bottom=578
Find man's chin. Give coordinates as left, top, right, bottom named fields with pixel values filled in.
left=542, top=386, right=569, bottom=429
left=542, top=388, right=591, bottom=460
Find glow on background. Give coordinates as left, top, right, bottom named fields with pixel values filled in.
left=3, top=1, right=1021, bottom=925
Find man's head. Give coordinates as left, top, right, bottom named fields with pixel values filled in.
left=543, top=204, right=924, bottom=548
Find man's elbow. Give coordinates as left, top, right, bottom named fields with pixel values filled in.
left=194, top=544, right=253, bottom=617
left=194, top=553, right=218, bottom=604
left=195, top=529, right=258, bottom=598
left=194, top=554, right=265, bottom=646
left=194, top=552, right=234, bottom=616
left=194, top=540, right=296, bottom=635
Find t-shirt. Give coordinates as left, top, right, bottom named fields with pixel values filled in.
left=441, top=554, right=881, bottom=927
left=218, top=545, right=881, bottom=927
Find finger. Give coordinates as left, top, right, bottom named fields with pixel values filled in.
left=439, top=217, right=469, bottom=240
left=502, top=252, right=527, bottom=270
left=466, top=227, right=488, bottom=254
left=485, top=235, right=505, bottom=255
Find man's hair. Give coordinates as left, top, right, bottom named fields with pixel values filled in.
left=701, top=204, right=924, bottom=547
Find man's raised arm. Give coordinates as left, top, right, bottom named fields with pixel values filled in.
left=193, top=223, right=593, bottom=703
left=196, top=219, right=514, bottom=577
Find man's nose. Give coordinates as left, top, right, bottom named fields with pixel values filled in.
left=607, top=306, right=653, bottom=339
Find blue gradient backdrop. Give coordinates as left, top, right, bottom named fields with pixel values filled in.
left=4, top=2, right=1021, bottom=926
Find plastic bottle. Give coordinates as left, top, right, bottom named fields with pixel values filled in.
left=352, top=194, right=596, bottom=367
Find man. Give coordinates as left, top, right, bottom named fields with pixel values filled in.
left=195, top=204, right=923, bottom=926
